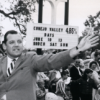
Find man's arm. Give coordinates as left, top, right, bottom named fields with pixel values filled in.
left=31, top=34, right=99, bottom=72
left=31, top=50, right=73, bottom=72
left=69, top=34, right=99, bottom=58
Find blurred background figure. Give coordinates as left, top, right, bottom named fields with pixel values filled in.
left=45, top=81, right=68, bottom=100
left=71, top=69, right=98, bottom=100
left=48, top=69, right=61, bottom=93
left=36, top=79, right=47, bottom=100
left=94, top=49, right=100, bottom=66
left=69, top=59, right=82, bottom=100
left=84, top=48, right=92, bottom=59
left=56, top=81, right=69, bottom=100
left=79, top=59, right=85, bottom=73
left=89, top=61, right=100, bottom=100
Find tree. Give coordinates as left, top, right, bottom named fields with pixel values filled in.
left=0, top=0, right=38, bottom=35
left=83, top=11, right=100, bottom=36
left=81, top=11, right=100, bottom=50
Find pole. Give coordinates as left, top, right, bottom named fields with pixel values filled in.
left=37, top=0, right=43, bottom=55
left=64, top=0, right=69, bottom=25
left=38, top=0, right=43, bottom=23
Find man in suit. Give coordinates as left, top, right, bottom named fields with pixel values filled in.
left=70, top=59, right=83, bottom=100
left=70, top=59, right=83, bottom=80
left=0, top=30, right=99, bottom=100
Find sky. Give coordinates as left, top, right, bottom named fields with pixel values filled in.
left=1, top=0, right=100, bottom=37
left=41, top=0, right=100, bottom=36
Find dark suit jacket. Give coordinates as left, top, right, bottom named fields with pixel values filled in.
left=70, top=66, right=81, bottom=80
left=0, top=50, right=73, bottom=100
left=70, top=66, right=82, bottom=95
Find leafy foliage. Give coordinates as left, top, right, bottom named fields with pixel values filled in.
left=0, top=0, right=38, bottom=35
left=83, top=11, right=100, bottom=36
left=81, top=11, right=100, bottom=50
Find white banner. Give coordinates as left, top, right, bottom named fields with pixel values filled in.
left=26, top=23, right=79, bottom=49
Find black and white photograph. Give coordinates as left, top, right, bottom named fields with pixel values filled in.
left=0, top=0, right=100, bottom=100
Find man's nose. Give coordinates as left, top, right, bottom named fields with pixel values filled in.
left=14, top=42, right=19, bottom=46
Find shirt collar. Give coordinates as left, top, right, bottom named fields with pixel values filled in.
left=75, top=66, right=79, bottom=69
left=7, top=56, right=18, bottom=61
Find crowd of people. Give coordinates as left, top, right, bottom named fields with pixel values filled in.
left=35, top=48, right=100, bottom=100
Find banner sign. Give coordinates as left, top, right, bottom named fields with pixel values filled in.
left=26, top=23, right=79, bottom=49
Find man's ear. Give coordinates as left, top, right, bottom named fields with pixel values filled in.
left=2, top=43, right=6, bottom=51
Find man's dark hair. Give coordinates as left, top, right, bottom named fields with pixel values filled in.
left=3, top=30, right=18, bottom=44
left=61, top=70, right=69, bottom=77
left=82, top=69, right=93, bottom=80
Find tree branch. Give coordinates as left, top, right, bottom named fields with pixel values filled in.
left=0, top=9, right=26, bottom=35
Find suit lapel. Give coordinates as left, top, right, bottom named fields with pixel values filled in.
left=1, top=56, right=7, bottom=78
left=74, top=66, right=80, bottom=75
left=12, top=53, right=25, bottom=74
left=14, top=56, right=24, bottom=69
left=1, top=53, right=25, bottom=78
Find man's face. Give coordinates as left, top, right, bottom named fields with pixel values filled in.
left=91, top=63, right=97, bottom=70
left=85, top=49, right=92, bottom=59
left=75, top=59, right=80, bottom=67
left=63, top=74, right=69, bottom=80
left=4, top=33, right=23, bottom=59
left=87, top=72, right=93, bottom=78
left=80, top=61, right=84, bottom=68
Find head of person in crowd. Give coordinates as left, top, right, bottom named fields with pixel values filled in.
left=61, top=70, right=69, bottom=80
left=2, top=30, right=23, bottom=59
left=44, top=71, right=50, bottom=77
left=84, top=48, right=92, bottom=59
left=94, top=49, right=100, bottom=64
left=94, top=26, right=100, bottom=36
left=79, top=59, right=85, bottom=71
left=67, top=63, right=74, bottom=70
left=37, top=79, right=45, bottom=89
left=74, top=59, right=80, bottom=67
left=89, top=61, right=99, bottom=71
left=82, top=69, right=93, bottom=80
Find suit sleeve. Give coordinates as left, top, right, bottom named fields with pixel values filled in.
left=71, top=78, right=82, bottom=84
left=30, top=50, right=73, bottom=72
left=92, top=79, right=98, bottom=89
left=92, top=71, right=100, bottom=85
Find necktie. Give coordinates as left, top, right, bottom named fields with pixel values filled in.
left=7, top=59, right=16, bottom=77
left=78, top=68, right=82, bottom=76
